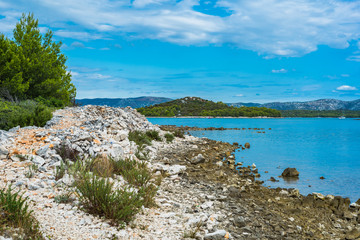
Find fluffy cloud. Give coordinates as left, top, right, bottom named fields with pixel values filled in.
left=336, top=85, right=358, bottom=91
left=4, top=0, right=360, bottom=56
left=272, top=69, right=287, bottom=73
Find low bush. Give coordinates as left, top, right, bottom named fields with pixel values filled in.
left=0, top=185, right=43, bottom=239
left=128, top=131, right=152, bottom=146
left=145, top=130, right=162, bottom=141
left=73, top=173, right=143, bottom=226
left=128, top=130, right=162, bottom=147
left=164, top=133, right=175, bottom=143
left=0, top=100, right=53, bottom=130
left=173, top=129, right=185, bottom=138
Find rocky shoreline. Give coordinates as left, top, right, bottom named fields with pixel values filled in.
left=0, top=106, right=359, bottom=239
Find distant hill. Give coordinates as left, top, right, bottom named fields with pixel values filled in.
left=76, top=96, right=172, bottom=108
left=229, top=99, right=360, bottom=110
left=137, top=96, right=281, bottom=117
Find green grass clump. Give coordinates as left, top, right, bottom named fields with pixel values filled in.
left=128, top=130, right=162, bottom=147
left=173, top=129, right=185, bottom=138
left=164, top=133, right=175, bottom=143
left=128, top=131, right=152, bottom=147
left=145, top=130, right=161, bottom=141
left=0, top=185, right=43, bottom=239
left=54, top=192, right=72, bottom=204
left=0, top=100, right=53, bottom=131
left=73, top=173, right=143, bottom=226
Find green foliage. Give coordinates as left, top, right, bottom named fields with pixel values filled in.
left=25, top=163, right=38, bottom=178
left=128, top=131, right=152, bottom=147
left=128, top=130, right=162, bottom=146
left=137, top=97, right=281, bottom=117
left=0, top=100, right=53, bottom=130
left=111, top=158, right=158, bottom=207
left=145, top=130, right=162, bottom=141
left=0, top=13, right=76, bottom=105
left=54, top=192, right=72, bottom=204
left=280, top=110, right=360, bottom=118
left=55, top=161, right=66, bottom=181
left=173, top=129, right=185, bottom=138
left=0, top=185, right=43, bottom=239
left=73, top=173, right=143, bottom=226
left=164, top=133, right=175, bottom=143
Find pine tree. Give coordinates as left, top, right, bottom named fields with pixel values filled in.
left=0, top=13, right=76, bottom=105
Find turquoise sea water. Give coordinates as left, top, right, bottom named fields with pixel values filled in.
left=148, top=118, right=360, bottom=202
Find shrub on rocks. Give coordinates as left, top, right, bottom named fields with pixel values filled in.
left=164, top=133, right=175, bottom=143
left=0, top=185, right=43, bottom=239
left=145, top=130, right=162, bottom=141
left=73, top=173, right=143, bottom=226
left=128, top=130, right=152, bottom=146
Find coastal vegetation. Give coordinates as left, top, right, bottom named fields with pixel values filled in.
left=137, top=97, right=281, bottom=117
left=0, top=13, right=76, bottom=130
left=54, top=150, right=160, bottom=227
left=0, top=185, right=43, bottom=239
left=280, top=109, right=360, bottom=118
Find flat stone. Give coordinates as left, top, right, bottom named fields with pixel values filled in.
left=30, top=155, right=46, bottom=166
left=204, top=230, right=231, bottom=240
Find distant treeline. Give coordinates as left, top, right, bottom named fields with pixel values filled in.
left=280, top=110, right=360, bottom=118
left=137, top=97, right=281, bottom=117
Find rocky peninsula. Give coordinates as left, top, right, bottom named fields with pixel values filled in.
left=0, top=106, right=360, bottom=240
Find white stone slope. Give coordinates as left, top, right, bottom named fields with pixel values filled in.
left=0, top=106, right=232, bottom=240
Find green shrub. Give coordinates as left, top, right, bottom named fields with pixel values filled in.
left=54, top=192, right=72, bottom=204
left=55, top=161, right=66, bottom=181
left=112, top=158, right=157, bottom=207
left=0, top=185, right=43, bottom=239
left=145, top=130, right=161, bottom=141
left=73, top=173, right=143, bottom=226
left=128, top=130, right=163, bottom=147
left=173, top=129, right=185, bottom=138
left=128, top=131, right=152, bottom=146
left=164, top=133, right=175, bottom=143
left=0, top=100, right=53, bottom=130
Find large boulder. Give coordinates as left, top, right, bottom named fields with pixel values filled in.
left=281, top=168, right=299, bottom=177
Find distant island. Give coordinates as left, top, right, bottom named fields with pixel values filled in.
left=76, top=96, right=360, bottom=118
left=137, top=97, right=281, bottom=117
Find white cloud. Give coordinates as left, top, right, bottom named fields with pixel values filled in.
left=55, top=30, right=107, bottom=41
left=336, top=85, right=358, bottom=91
left=235, top=94, right=244, bottom=97
left=272, top=69, right=287, bottom=73
left=347, top=55, right=360, bottom=62
left=341, top=74, right=350, bottom=77
left=132, top=0, right=170, bottom=8
left=7, top=0, right=360, bottom=56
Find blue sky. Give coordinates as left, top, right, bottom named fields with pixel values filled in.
left=1, top=0, right=360, bottom=103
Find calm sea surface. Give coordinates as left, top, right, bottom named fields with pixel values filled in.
left=148, top=118, right=360, bottom=202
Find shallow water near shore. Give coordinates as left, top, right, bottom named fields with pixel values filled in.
left=148, top=117, right=360, bottom=202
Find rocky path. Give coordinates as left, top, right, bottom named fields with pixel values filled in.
left=0, top=106, right=360, bottom=239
